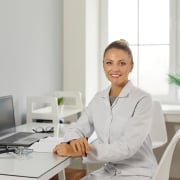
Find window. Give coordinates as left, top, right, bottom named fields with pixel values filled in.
left=100, top=0, right=179, bottom=104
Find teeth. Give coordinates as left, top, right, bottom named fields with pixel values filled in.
left=111, top=74, right=120, bottom=77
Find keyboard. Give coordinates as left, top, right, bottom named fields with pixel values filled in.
left=0, top=132, right=33, bottom=143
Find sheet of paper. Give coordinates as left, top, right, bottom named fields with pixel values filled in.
left=30, top=137, right=64, bottom=152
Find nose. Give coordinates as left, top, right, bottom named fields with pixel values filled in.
left=111, top=63, right=120, bottom=71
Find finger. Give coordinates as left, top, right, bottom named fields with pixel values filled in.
left=56, top=150, right=65, bottom=156
left=71, top=141, right=79, bottom=152
left=81, top=142, right=88, bottom=156
left=79, top=138, right=90, bottom=153
left=75, top=141, right=85, bottom=154
left=79, top=139, right=89, bottom=154
left=53, top=144, right=62, bottom=153
left=71, top=141, right=85, bottom=155
left=84, top=142, right=91, bottom=153
left=79, top=139, right=90, bottom=154
left=53, top=148, right=56, bottom=153
left=70, top=138, right=89, bottom=155
left=53, top=146, right=58, bottom=153
left=81, top=138, right=90, bottom=153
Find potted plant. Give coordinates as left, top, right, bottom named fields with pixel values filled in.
left=57, top=97, right=63, bottom=106
left=57, top=97, right=64, bottom=114
left=168, top=74, right=180, bottom=86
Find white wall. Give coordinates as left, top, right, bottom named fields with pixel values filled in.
left=63, top=0, right=100, bottom=105
left=63, top=0, right=85, bottom=101
left=0, top=0, right=63, bottom=124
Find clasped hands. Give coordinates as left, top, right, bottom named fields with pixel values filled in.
left=53, top=137, right=91, bottom=157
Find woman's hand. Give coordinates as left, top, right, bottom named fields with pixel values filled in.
left=53, top=143, right=83, bottom=157
left=70, top=137, right=91, bottom=156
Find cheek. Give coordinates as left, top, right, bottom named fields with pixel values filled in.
left=123, top=68, right=132, bottom=76
left=103, top=65, right=109, bottom=74
left=125, top=65, right=133, bottom=73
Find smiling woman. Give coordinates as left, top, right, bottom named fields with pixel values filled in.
left=53, top=39, right=157, bottom=180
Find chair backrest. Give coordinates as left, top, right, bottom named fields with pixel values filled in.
left=152, top=129, right=180, bottom=180
left=53, top=91, right=83, bottom=110
left=150, top=100, right=168, bottom=149
left=26, top=96, right=59, bottom=123
left=26, top=91, right=83, bottom=123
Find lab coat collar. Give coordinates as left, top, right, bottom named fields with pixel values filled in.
left=100, top=81, right=134, bottom=99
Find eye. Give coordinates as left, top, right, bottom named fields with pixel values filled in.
left=119, top=61, right=126, bottom=66
left=104, top=61, right=112, bottom=65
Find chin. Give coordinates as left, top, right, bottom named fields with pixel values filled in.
left=111, top=80, right=127, bottom=87
left=111, top=82, right=122, bottom=87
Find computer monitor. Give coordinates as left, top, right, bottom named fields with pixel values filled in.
left=0, top=95, right=16, bottom=137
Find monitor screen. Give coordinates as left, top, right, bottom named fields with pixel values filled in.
left=0, top=95, right=16, bottom=137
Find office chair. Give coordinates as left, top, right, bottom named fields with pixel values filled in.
left=152, top=129, right=180, bottom=180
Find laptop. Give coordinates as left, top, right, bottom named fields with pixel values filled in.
left=0, top=95, right=48, bottom=147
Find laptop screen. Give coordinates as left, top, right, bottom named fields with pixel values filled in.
left=0, top=95, right=16, bottom=137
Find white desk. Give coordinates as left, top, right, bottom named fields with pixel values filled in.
left=0, top=123, right=70, bottom=180
left=162, top=104, right=180, bottom=115
left=161, top=104, right=180, bottom=123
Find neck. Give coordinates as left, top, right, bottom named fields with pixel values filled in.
left=110, top=87, right=122, bottom=96
left=110, top=81, right=128, bottom=96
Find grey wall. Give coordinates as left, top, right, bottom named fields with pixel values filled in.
left=0, top=0, right=63, bottom=125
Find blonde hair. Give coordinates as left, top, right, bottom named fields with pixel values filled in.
left=103, top=39, right=133, bottom=64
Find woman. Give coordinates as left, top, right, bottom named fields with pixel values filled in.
left=53, top=39, right=157, bottom=180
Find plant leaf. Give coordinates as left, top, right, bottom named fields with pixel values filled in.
left=57, top=97, right=63, bottom=105
left=168, top=74, right=180, bottom=86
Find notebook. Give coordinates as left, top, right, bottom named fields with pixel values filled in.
left=0, top=95, right=48, bottom=147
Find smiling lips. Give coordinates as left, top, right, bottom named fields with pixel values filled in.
left=110, top=74, right=121, bottom=78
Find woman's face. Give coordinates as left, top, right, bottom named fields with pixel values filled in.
left=103, top=48, right=133, bottom=87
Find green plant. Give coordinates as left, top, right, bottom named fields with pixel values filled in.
left=57, top=97, right=63, bottom=105
left=168, top=74, right=180, bottom=86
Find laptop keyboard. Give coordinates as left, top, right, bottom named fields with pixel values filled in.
left=0, top=132, right=33, bottom=143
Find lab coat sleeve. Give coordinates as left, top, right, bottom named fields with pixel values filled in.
left=85, top=95, right=153, bottom=163
left=63, top=106, right=94, bottom=143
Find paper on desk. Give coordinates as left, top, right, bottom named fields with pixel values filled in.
left=30, top=137, right=64, bottom=153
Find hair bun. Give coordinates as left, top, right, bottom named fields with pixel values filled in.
left=119, top=39, right=129, bottom=46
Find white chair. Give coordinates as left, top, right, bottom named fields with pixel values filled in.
left=53, top=91, right=83, bottom=110
left=150, top=100, right=168, bottom=149
left=26, top=91, right=83, bottom=123
left=26, top=96, right=59, bottom=123
left=152, top=129, right=180, bottom=180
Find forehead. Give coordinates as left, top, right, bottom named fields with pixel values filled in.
left=104, top=48, right=130, bottom=60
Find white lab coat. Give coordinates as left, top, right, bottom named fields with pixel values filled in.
left=63, top=81, right=157, bottom=178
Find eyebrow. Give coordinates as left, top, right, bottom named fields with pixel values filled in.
left=104, top=59, right=126, bottom=61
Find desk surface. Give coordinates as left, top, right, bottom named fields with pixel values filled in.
left=0, top=123, right=70, bottom=180
left=162, top=104, right=180, bottom=115
left=161, top=104, right=180, bottom=123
